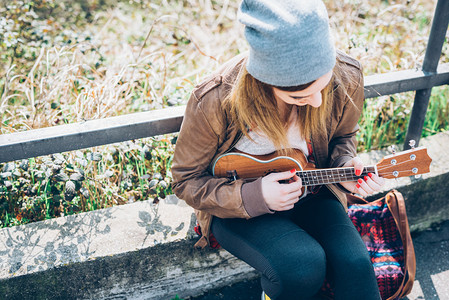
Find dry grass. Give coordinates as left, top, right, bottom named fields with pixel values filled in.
left=1, top=0, right=445, bottom=136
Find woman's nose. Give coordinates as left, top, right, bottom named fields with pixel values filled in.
left=308, top=92, right=322, bottom=107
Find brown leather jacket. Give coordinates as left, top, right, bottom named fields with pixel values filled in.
left=171, top=51, right=364, bottom=248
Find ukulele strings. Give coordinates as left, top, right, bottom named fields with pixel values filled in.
left=297, top=166, right=376, bottom=183
left=298, top=157, right=416, bottom=180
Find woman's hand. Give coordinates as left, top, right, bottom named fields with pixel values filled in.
left=339, top=157, right=385, bottom=197
left=261, top=169, right=303, bottom=211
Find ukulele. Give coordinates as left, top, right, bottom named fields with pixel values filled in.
left=212, top=143, right=432, bottom=186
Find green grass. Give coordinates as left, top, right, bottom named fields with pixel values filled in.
left=357, top=85, right=449, bottom=152
left=0, top=136, right=175, bottom=227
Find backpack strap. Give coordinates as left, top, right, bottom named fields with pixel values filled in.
left=385, top=190, right=416, bottom=300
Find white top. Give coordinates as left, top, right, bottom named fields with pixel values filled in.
left=234, top=107, right=309, bottom=156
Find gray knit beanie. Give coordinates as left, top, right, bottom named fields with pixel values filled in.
left=238, top=0, right=336, bottom=87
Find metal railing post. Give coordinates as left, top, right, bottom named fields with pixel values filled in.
left=404, top=0, right=449, bottom=149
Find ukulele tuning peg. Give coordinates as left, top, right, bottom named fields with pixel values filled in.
left=388, top=145, right=397, bottom=155
left=409, top=140, right=416, bottom=149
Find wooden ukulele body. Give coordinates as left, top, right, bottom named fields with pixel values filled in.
left=212, top=149, right=314, bottom=180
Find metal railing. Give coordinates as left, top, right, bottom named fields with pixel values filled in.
left=404, top=0, right=449, bottom=149
left=1, top=0, right=448, bottom=164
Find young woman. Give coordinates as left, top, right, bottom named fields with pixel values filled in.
left=171, top=0, right=384, bottom=299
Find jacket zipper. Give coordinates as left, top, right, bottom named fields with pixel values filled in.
left=226, top=130, right=244, bottom=153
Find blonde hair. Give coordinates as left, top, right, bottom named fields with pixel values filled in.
left=223, top=58, right=352, bottom=153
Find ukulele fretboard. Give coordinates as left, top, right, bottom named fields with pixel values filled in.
left=298, top=166, right=377, bottom=186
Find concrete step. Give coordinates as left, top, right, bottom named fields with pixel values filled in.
left=1, top=132, right=448, bottom=299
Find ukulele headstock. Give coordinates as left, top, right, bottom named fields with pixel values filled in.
left=375, top=146, right=432, bottom=179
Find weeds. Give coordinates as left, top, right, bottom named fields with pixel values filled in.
left=357, top=85, right=449, bottom=152
left=0, top=136, right=175, bottom=227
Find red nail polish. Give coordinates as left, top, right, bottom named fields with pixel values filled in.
left=368, top=173, right=373, bottom=178
left=355, top=169, right=362, bottom=176
left=364, top=176, right=368, bottom=181
left=290, top=169, right=296, bottom=173
left=356, top=184, right=361, bottom=189
left=358, top=178, right=363, bottom=184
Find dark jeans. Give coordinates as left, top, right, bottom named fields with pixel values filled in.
left=211, top=188, right=381, bottom=300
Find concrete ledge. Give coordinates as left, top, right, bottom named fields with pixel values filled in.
left=0, top=196, right=257, bottom=299
left=1, top=132, right=448, bottom=299
left=1, top=239, right=257, bottom=300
